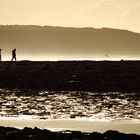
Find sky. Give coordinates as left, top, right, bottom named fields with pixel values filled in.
left=0, top=0, right=140, bottom=61
left=0, top=0, right=140, bottom=33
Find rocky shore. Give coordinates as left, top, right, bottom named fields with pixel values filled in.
left=0, top=126, right=139, bottom=140
left=0, top=61, right=140, bottom=139
left=0, top=61, right=140, bottom=91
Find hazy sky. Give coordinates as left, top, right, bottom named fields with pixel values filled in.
left=0, top=0, right=140, bottom=33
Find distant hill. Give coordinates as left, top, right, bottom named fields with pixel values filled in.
left=0, top=25, right=140, bottom=59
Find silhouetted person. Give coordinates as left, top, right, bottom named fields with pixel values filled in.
left=0, top=49, right=2, bottom=61
left=11, top=49, right=17, bottom=61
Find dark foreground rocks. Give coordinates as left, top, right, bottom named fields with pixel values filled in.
left=0, top=126, right=140, bottom=140
left=0, top=61, right=140, bottom=92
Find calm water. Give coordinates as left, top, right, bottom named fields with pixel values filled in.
left=0, top=90, right=140, bottom=121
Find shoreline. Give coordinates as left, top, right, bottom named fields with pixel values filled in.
left=0, top=118, right=139, bottom=134
left=0, top=61, right=140, bottom=138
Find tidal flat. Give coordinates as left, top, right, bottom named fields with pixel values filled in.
left=0, top=61, right=140, bottom=91
left=0, top=61, right=140, bottom=139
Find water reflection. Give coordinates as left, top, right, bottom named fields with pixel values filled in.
left=0, top=90, right=139, bottom=121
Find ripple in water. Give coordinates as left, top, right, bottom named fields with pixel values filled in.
left=0, top=90, right=139, bottom=121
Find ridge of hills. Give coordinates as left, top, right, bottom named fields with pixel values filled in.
left=0, top=25, right=140, bottom=57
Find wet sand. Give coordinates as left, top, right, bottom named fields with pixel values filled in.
left=1, top=61, right=140, bottom=91
left=0, top=118, right=140, bottom=134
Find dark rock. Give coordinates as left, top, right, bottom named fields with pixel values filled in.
left=103, top=130, right=140, bottom=140
left=0, top=126, right=140, bottom=140
left=0, top=61, right=140, bottom=92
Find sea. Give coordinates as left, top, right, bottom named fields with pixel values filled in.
left=0, top=89, right=139, bottom=120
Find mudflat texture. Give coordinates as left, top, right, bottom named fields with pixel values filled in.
left=0, top=61, right=140, bottom=91
left=0, top=126, right=140, bottom=140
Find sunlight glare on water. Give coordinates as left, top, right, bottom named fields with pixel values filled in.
left=0, top=90, right=139, bottom=121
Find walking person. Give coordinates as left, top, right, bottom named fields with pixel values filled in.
left=11, top=48, right=17, bottom=61
left=0, top=49, right=2, bottom=61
